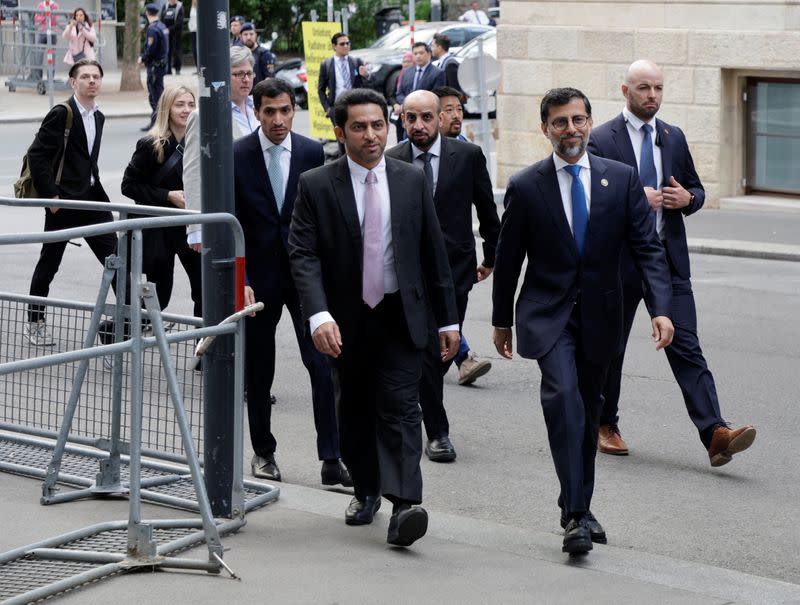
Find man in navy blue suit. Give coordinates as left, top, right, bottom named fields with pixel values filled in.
left=588, top=60, right=756, bottom=465
left=492, top=88, right=675, bottom=554
left=235, top=78, right=350, bottom=487
left=392, top=42, right=445, bottom=140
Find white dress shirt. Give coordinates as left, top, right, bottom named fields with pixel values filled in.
left=410, top=134, right=441, bottom=194
left=73, top=96, right=98, bottom=185
left=553, top=152, right=592, bottom=234
left=459, top=8, right=490, bottom=24
left=334, top=55, right=352, bottom=99
left=309, top=155, right=458, bottom=335
left=622, top=107, right=664, bottom=238
left=259, top=127, right=291, bottom=202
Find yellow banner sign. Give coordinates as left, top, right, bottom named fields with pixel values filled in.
left=302, top=21, right=340, bottom=141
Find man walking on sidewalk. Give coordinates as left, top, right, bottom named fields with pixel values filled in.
left=588, top=60, right=756, bottom=466
left=24, top=59, right=118, bottom=346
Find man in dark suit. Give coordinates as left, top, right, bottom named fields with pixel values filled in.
left=588, top=60, right=756, bottom=465
left=492, top=87, right=675, bottom=554
left=235, top=78, right=350, bottom=487
left=289, top=88, right=460, bottom=547
left=386, top=90, right=500, bottom=462
left=431, top=33, right=460, bottom=90
left=392, top=42, right=445, bottom=139
left=317, top=32, right=370, bottom=120
left=24, top=59, right=118, bottom=347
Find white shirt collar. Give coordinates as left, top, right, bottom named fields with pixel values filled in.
left=73, top=96, right=98, bottom=116
left=552, top=151, right=590, bottom=173
left=347, top=154, right=386, bottom=183
left=258, top=127, right=292, bottom=153
left=410, top=133, right=442, bottom=159
left=622, top=106, right=655, bottom=131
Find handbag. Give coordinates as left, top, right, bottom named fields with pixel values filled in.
left=72, top=39, right=87, bottom=62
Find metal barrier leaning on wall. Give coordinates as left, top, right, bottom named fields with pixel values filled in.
left=0, top=196, right=278, bottom=603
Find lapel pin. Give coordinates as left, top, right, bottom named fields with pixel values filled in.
left=601, top=178, right=609, bottom=187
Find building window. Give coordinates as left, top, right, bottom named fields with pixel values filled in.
left=746, top=79, right=800, bottom=196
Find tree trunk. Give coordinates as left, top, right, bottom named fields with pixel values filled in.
left=119, top=0, right=143, bottom=91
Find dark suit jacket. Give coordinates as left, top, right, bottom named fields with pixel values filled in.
left=492, top=154, right=672, bottom=364
left=385, top=136, right=500, bottom=296
left=396, top=62, right=446, bottom=105
left=587, top=113, right=704, bottom=280
left=317, top=55, right=369, bottom=114
left=29, top=95, right=108, bottom=202
left=234, top=130, right=324, bottom=301
left=289, top=155, right=458, bottom=352
left=438, top=54, right=461, bottom=91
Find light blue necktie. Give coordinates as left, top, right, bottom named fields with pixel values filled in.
left=639, top=123, right=658, bottom=189
left=267, top=145, right=284, bottom=212
left=338, top=58, right=351, bottom=90
left=564, top=164, right=588, bottom=255
left=412, top=67, right=422, bottom=90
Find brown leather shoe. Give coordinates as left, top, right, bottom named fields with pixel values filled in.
left=598, top=424, right=629, bottom=455
left=708, top=425, right=756, bottom=467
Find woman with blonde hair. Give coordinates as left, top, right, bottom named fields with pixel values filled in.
left=121, top=85, right=202, bottom=317
left=62, top=7, right=97, bottom=65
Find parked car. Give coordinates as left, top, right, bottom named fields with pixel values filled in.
left=452, top=28, right=497, bottom=118
left=350, top=21, right=492, bottom=99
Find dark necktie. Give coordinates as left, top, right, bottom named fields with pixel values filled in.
left=564, top=164, right=588, bottom=256
left=639, top=123, right=658, bottom=189
left=419, top=152, right=434, bottom=194
left=412, top=67, right=423, bottom=90
left=362, top=170, right=384, bottom=308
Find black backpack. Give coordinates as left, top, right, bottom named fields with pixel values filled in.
left=14, top=102, right=74, bottom=199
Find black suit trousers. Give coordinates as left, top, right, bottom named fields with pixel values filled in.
left=245, top=284, right=340, bottom=461
left=418, top=290, right=469, bottom=439
left=600, top=241, right=724, bottom=439
left=28, top=207, right=118, bottom=323
left=333, top=293, right=424, bottom=504
left=537, top=306, right=608, bottom=515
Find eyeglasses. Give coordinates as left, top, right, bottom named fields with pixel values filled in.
left=337, top=41, right=351, bottom=46
left=231, top=70, right=254, bottom=80
left=549, top=115, right=589, bottom=131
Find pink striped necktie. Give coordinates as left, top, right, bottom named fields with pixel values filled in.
left=362, top=170, right=384, bottom=308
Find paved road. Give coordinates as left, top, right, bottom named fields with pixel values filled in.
left=1, top=117, right=799, bottom=589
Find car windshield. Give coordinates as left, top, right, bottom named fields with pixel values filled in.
left=454, top=30, right=496, bottom=59
left=368, top=25, right=440, bottom=50
left=370, top=27, right=410, bottom=49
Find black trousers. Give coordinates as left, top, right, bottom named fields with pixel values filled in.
left=245, top=283, right=340, bottom=461
left=167, top=26, right=182, bottom=72
left=147, top=243, right=202, bottom=317
left=418, top=290, right=468, bottom=439
left=333, top=293, right=424, bottom=504
left=190, top=32, right=197, bottom=68
left=600, top=242, right=725, bottom=442
left=146, top=65, right=165, bottom=123
left=28, top=207, right=118, bottom=323
left=537, top=306, right=608, bottom=515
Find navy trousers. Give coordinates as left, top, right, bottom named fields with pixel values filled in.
left=537, top=307, right=608, bottom=515
left=600, top=243, right=724, bottom=440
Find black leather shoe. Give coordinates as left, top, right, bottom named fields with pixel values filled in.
left=251, top=454, right=281, bottom=481
left=270, top=393, right=277, bottom=405
left=562, top=517, right=593, bottom=554
left=345, top=496, right=381, bottom=525
left=387, top=506, right=428, bottom=547
left=321, top=459, right=353, bottom=487
left=560, top=510, right=607, bottom=544
left=425, top=435, right=456, bottom=462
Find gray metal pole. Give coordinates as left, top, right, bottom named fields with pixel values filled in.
left=197, top=0, right=236, bottom=517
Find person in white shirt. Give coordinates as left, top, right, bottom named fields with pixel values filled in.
left=458, top=1, right=490, bottom=25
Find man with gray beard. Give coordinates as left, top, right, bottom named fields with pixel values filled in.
left=491, top=87, right=674, bottom=554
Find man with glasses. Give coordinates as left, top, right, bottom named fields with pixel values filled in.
left=492, top=87, right=674, bottom=554
left=588, top=60, right=756, bottom=464
left=318, top=32, right=370, bottom=153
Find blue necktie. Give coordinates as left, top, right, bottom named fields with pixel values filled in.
left=267, top=145, right=284, bottom=212
left=412, top=67, right=422, bottom=90
left=639, top=123, right=658, bottom=189
left=564, top=164, right=588, bottom=256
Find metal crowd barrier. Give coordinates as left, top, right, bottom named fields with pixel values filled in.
left=0, top=197, right=278, bottom=603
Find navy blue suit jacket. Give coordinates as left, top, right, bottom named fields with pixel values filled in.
left=233, top=130, right=325, bottom=300
left=492, top=154, right=672, bottom=364
left=587, top=113, right=704, bottom=280
left=396, top=62, right=446, bottom=105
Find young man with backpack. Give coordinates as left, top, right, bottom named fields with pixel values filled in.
left=22, top=58, right=118, bottom=346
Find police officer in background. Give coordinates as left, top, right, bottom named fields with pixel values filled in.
left=240, top=22, right=276, bottom=86
left=140, top=3, right=169, bottom=131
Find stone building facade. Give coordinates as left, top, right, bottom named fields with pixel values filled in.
left=496, top=0, right=800, bottom=205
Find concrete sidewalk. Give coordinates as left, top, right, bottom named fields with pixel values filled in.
left=3, top=470, right=800, bottom=605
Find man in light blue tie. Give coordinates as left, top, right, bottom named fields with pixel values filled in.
left=234, top=78, right=351, bottom=488
left=492, top=87, right=674, bottom=554
left=588, top=60, right=756, bottom=465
